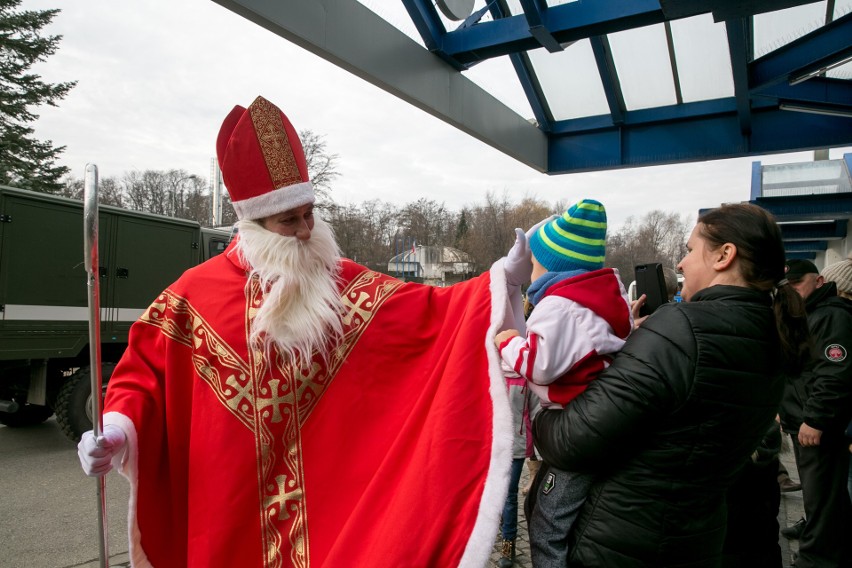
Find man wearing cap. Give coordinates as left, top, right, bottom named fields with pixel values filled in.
left=76, top=96, right=530, bottom=568
left=779, top=258, right=852, bottom=567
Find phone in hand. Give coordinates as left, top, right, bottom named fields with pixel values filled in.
left=634, top=263, right=668, bottom=317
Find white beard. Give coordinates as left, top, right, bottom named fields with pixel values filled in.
left=232, top=214, right=344, bottom=365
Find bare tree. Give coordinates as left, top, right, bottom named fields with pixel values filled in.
left=300, top=129, right=339, bottom=209
left=606, top=210, right=690, bottom=283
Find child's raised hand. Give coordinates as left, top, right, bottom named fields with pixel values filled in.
left=495, top=329, right=521, bottom=348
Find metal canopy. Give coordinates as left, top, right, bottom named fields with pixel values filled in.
left=212, top=0, right=852, bottom=175
left=750, top=153, right=852, bottom=260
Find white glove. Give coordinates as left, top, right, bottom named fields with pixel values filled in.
left=77, top=424, right=126, bottom=477
left=504, top=215, right=558, bottom=288
left=504, top=228, right=532, bottom=288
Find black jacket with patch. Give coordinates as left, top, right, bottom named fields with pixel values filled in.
left=779, top=281, right=852, bottom=436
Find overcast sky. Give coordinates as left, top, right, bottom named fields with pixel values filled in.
left=20, top=0, right=852, bottom=230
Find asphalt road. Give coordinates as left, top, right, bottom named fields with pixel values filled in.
left=0, top=418, right=130, bottom=568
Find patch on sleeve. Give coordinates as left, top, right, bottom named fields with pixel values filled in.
left=824, top=344, right=847, bottom=362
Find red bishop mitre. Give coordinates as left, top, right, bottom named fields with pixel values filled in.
left=216, top=96, right=314, bottom=220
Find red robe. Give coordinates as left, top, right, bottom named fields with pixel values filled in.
left=104, top=241, right=514, bottom=568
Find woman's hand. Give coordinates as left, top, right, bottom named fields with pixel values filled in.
left=631, top=294, right=649, bottom=329
left=495, top=329, right=520, bottom=348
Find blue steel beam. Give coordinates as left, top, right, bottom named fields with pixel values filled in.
left=785, top=251, right=818, bottom=260
left=441, top=0, right=664, bottom=65
left=401, top=0, right=444, bottom=51
left=725, top=18, right=753, bottom=135
left=750, top=12, right=852, bottom=90
left=589, top=35, right=625, bottom=126
left=752, top=77, right=852, bottom=107
left=490, top=1, right=553, bottom=128
left=778, top=220, right=848, bottom=241
left=548, top=106, right=852, bottom=173
left=518, top=0, right=563, bottom=53
left=754, top=193, right=852, bottom=221
left=784, top=241, right=829, bottom=252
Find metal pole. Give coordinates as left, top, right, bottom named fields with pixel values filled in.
left=84, top=164, right=109, bottom=568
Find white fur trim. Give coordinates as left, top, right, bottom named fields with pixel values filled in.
left=104, top=411, right=153, bottom=568
left=458, top=258, right=514, bottom=567
left=232, top=181, right=314, bottom=220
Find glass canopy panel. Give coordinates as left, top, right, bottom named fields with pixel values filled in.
left=528, top=39, right=610, bottom=121
left=761, top=159, right=852, bottom=197
left=753, top=1, right=829, bottom=58
left=669, top=14, right=734, bottom=103
left=465, top=56, right=536, bottom=119
left=353, top=2, right=529, bottom=116
left=607, top=23, right=677, bottom=110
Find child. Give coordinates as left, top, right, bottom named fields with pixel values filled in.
left=495, top=199, right=632, bottom=567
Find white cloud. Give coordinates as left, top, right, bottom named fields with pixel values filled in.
left=21, top=0, right=852, bottom=230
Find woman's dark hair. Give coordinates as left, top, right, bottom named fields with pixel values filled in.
left=698, top=203, right=809, bottom=372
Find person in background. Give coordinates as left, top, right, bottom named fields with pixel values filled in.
left=819, top=254, right=852, bottom=518
left=663, top=266, right=679, bottom=302
left=533, top=203, right=809, bottom=568
left=495, top=199, right=633, bottom=568
left=497, top=370, right=540, bottom=567
left=779, top=258, right=852, bottom=568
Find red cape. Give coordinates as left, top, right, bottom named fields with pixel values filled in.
left=104, top=242, right=514, bottom=567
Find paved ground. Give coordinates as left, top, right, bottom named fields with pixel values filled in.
left=0, top=419, right=807, bottom=568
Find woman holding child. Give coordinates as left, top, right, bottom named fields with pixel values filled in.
left=532, top=203, right=809, bottom=567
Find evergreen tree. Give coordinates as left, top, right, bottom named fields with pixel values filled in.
left=0, top=0, right=75, bottom=193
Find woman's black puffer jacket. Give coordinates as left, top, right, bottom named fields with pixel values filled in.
left=533, top=285, right=784, bottom=568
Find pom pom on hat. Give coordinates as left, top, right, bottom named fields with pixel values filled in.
left=216, top=96, right=314, bottom=221
left=529, top=199, right=607, bottom=273
left=821, top=254, right=852, bottom=295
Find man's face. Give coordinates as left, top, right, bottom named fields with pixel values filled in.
left=259, top=204, right=315, bottom=240
left=789, top=273, right=824, bottom=300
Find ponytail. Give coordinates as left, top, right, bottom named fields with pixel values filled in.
left=699, top=203, right=810, bottom=372
left=772, top=282, right=810, bottom=374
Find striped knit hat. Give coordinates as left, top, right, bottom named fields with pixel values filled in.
left=529, top=199, right=607, bottom=273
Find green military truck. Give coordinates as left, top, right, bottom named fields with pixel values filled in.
left=0, top=186, right=232, bottom=441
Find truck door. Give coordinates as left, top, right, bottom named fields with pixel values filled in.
left=105, top=214, right=201, bottom=339
left=0, top=189, right=114, bottom=359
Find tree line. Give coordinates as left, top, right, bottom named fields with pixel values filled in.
left=58, top=161, right=689, bottom=281
left=3, top=0, right=690, bottom=283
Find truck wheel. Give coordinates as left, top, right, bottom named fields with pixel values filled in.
left=0, top=404, right=54, bottom=427
left=55, top=364, right=116, bottom=443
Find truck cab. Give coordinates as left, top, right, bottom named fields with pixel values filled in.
left=0, top=186, right=232, bottom=440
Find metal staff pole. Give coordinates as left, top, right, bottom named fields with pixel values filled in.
left=84, top=163, right=109, bottom=568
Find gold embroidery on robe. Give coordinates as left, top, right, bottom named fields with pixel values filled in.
left=139, top=269, right=403, bottom=568
left=139, top=290, right=254, bottom=429
left=249, top=269, right=402, bottom=568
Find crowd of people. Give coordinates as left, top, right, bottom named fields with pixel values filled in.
left=77, top=96, right=851, bottom=568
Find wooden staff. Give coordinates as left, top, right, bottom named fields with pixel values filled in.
left=84, top=163, right=109, bottom=568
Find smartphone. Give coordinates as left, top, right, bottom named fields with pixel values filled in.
left=634, top=263, right=668, bottom=317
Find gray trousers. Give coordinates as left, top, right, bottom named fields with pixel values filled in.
left=529, top=464, right=594, bottom=568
